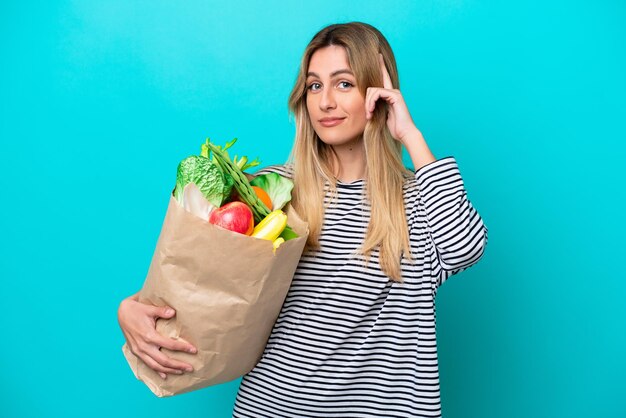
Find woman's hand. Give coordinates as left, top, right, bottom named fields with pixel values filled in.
left=118, top=294, right=197, bottom=379
left=365, top=54, right=421, bottom=145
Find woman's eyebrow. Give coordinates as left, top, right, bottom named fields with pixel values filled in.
left=306, top=69, right=354, bottom=78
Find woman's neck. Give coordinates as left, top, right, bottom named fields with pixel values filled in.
left=330, top=137, right=366, bottom=183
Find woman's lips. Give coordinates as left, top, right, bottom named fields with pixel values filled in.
left=319, top=117, right=345, bottom=127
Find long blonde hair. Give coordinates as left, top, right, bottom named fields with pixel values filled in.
left=288, top=22, right=413, bottom=282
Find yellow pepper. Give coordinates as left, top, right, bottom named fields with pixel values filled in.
left=272, top=237, right=285, bottom=253
left=251, top=210, right=287, bottom=242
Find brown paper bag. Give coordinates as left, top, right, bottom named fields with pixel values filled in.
left=122, top=195, right=308, bottom=397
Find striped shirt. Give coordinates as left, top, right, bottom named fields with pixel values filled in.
left=232, top=156, right=488, bottom=417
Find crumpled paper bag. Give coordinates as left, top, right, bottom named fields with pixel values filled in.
left=122, top=195, right=308, bottom=397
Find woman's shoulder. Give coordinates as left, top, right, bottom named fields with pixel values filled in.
left=252, top=163, right=294, bottom=179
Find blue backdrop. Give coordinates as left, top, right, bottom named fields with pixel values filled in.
left=1, top=1, right=624, bottom=417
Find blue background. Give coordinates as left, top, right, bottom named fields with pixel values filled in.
left=1, top=1, right=624, bottom=417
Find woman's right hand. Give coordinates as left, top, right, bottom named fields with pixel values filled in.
left=118, top=293, right=197, bottom=379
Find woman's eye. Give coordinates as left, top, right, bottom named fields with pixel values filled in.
left=307, top=82, right=321, bottom=91
left=338, top=81, right=353, bottom=89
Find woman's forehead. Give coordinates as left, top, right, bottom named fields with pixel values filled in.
left=307, top=45, right=352, bottom=76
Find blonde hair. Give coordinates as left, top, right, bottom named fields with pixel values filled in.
left=288, top=22, right=413, bottom=282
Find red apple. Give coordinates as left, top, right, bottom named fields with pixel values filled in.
left=208, top=201, right=254, bottom=235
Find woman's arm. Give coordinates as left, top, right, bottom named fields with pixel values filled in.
left=413, top=157, right=489, bottom=291
left=402, top=128, right=437, bottom=171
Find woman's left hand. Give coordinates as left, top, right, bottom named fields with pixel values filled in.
left=365, top=54, right=421, bottom=145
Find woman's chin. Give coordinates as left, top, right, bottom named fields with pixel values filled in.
left=316, top=133, right=363, bottom=147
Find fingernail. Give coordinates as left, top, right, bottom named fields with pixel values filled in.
left=159, top=372, right=167, bottom=379
left=165, top=308, right=174, bottom=315
left=176, top=370, right=183, bottom=375
left=186, top=367, right=193, bottom=373
left=188, top=347, right=197, bottom=354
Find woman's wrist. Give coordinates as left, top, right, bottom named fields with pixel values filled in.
left=402, top=128, right=436, bottom=170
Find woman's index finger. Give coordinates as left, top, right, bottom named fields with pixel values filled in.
left=379, top=53, right=393, bottom=89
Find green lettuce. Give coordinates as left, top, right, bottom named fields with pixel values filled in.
left=250, top=173, right=294, bottom=210
left=174, top=155, right=234, bottom=208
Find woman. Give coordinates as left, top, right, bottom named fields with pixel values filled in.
left=119, top=22, right=488, bottom=417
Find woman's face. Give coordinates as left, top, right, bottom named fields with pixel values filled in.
left=305, top=45, right=367, bottom=147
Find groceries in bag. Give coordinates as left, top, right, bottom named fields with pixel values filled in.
left=121, top=137, right=308, bottom=397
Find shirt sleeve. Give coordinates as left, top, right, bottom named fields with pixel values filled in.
left=252, top=164, right=293, bottom=179
left=413, top=156, right=489, bottom=292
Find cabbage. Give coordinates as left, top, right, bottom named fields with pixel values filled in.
left=181, top=183, right=213, bottom=221
left=250, top=173, right=294, bottom=210
left=173, top=155, right=234, bottom=208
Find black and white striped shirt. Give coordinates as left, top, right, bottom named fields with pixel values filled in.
left=232, top=156, right=488, bottom=417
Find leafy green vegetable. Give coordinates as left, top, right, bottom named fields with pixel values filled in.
left=173, top=155, right=234, bottom=208
left=279, top=226, right=299, bottom=241
left=181, top=183, right=213, bottom=221
left=250, top=173, right=294, bottom=211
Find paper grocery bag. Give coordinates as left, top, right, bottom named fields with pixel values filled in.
left=122, top=195, right=308, bottom=397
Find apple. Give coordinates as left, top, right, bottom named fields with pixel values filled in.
left=208, top=201, right=254, bottom=235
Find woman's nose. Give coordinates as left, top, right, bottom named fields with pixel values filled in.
left=319, top=88, right=336, bottom=110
